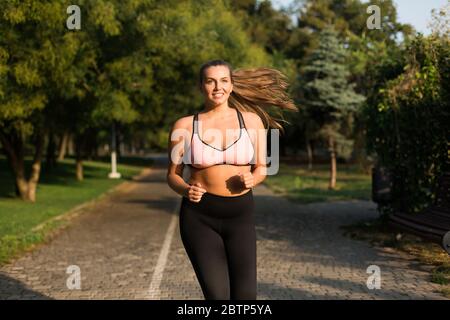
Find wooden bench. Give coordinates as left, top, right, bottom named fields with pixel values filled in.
left=389, top=172, right=450, bottom=255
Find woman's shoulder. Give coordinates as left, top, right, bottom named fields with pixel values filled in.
left=171, top=114, right=196, bottom=130
left=241, top=111, right=264, bottom=129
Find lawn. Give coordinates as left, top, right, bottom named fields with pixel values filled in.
left=264, top=162, right=371, bottom=204
left=0, top=155, right=150, bottom=265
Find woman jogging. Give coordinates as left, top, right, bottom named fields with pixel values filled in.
left=167, top=59, right=297, bottom=300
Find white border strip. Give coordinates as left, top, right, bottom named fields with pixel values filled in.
left=145, top=199, right=181, bottom=299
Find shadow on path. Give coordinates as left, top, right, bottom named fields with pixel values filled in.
left=0, top=273, right=53, bottom=300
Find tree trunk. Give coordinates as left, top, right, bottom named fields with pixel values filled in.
left=68, top=134, right=75, bottom=156
left=328, top=135, right=336, bottom=190
left=0, top=128, right=44, bottom=202
left=27, top=130, right=45, bottom=202
left=13, top=157, right=29, bottom=201
left=75, top=134, right=84, bottom=181
left=0, top=129, right=27, bottom=199
left=14, top=180, right=21, bottom=197
left=57, top=131, right=69, bottom=161
left=10, top=153, right=29, bottom=200
left=76, top=159, right=83, bottom=181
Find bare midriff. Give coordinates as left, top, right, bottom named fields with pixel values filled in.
left=188, top=164, right=252, bottom=197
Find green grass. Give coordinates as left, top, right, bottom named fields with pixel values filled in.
left=264, top=163, right=371, bottom=204
left=0, top=155, right=150, bottom=265
left=431, top=266, right=450, bottom=285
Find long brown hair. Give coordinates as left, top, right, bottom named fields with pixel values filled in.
left=199, top=59, right=298, bottom=134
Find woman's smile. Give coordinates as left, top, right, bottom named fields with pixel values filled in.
left=212, top=92, right=224, bottom=99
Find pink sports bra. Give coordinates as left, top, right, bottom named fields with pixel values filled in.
left=184, top=108, right=255, bottom=169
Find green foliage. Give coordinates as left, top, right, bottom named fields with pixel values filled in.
left=363, top=35, right=450, bottom=213
left=286, top=0, right=413, bottom=63
left=298, top=27, right=365, bottom=159
left=0, top=0, right=271, bottom=153
left=283, top=0, right=414, bottom=164
left=2, top=0, right=444, bottom=212
left=85, top=0, right=269, bottom=146
left=0, top=0, right=95, bottom=143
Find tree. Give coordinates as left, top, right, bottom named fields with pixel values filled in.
left=0, top=0, right=271, bottom=201
left=363, top=33, right=449, bottom=214
left=0, top=0, right=93, bottom=200
left=299, top=27, right=365, bottom=189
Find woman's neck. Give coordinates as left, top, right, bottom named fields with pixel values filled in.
left=202, top=102, right=233, bottom=116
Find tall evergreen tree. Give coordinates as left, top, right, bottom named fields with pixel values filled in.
left=300, top=27, right=365, bottom=189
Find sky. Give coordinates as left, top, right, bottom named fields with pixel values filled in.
left=271, top=0, right=448, bottom=35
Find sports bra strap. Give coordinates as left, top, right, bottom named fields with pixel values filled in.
left=236, top=109, right=245, bottom=129
left=193, top=113, right=199, bottom=134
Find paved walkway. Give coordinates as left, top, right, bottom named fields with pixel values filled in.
left=0, top=167, right=447, bottom=300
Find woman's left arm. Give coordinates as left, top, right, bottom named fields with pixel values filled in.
left=241, top=113, right=267, bottom=189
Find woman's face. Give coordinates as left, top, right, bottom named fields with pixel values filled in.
left=200, top=65, right=233, bottom=106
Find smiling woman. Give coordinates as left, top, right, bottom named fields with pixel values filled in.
left=166, top=59, right=298, bottom=300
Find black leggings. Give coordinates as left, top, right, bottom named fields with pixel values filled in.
left=179, top=190, right=256, bottom=300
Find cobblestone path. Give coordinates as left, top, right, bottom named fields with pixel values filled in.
left=0, top=168, right=446, bottom=300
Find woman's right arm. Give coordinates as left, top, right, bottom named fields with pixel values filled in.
left=166, top=117, right=206, bottom=201
left=166, top=118, right=191, bottom=197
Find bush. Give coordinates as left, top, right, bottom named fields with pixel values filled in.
left=363, top=35, right=449, bottom=214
